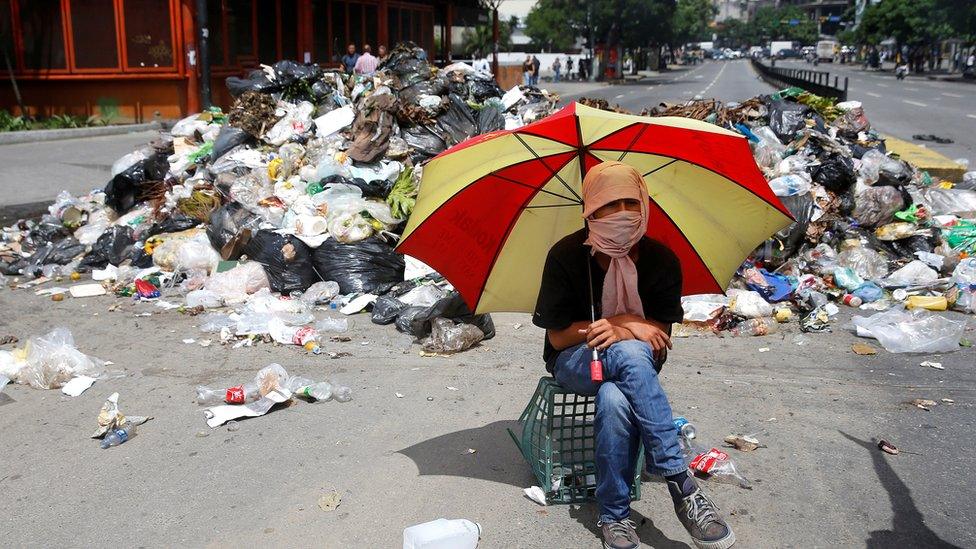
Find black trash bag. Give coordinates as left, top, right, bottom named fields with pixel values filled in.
left=211, top=125, right=252, bottom=161
left=877, top=157, right=912, bottom=187
left=311, top=80, right=335, bottom=104
left=838, top=191, right=857, bottom=216
left=78, top=226, right=135, bottom=271
left=759, top=193, right=814, bottom=265
left=226, top=69, right=279, bottom=97
left=397, top=77, right=448, bottom=104
left=129, top=247, right=154, bottom=269
left=46, top=237, right=86, bottom=265
left=273, top=60, right=322, bottom=87
left=313, top=236, right=405, bottom=295
left=393, top=291, right=496, bottom=340
left=0, top=258, right=27, bottom=275
left=28, top=215, right=70, bottom=243
left=348, top=178, right=394, bottom=199
left=207, top=203, right=263, bottom=259
left=242, top=230, right=318, bottom=294
left=104, top=149, right=170, bottom=214
left=810, top=153, right=855, bottom=193
left=371, top=295, right=407, bottom=325
left=436, top=94, right=478, bottom=146
left=469, top=77, right=503, bottom=102
left=381, top=42, right=433, bottom=86
left=767, top=100, right=811, bottom=141
left=403, top=125, right=447, bottom=160
left=146, top=213, right=200, bottom=238
left=477, top=104, right=505, bottom=134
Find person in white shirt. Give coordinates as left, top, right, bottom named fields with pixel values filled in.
left=473, top=53, right=490, bottom=74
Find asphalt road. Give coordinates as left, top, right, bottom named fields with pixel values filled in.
left=560, top=59, right=974, bottom=165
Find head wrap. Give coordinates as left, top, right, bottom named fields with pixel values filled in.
left=581, top=161, right=649, bottom=318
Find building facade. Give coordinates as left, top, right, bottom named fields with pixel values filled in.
left=0, top=0, right=477, bottom=122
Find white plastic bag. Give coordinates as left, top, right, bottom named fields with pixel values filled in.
left=884, top=260, right=938, bottom=287
left=727, top=289, right=773, bottom=319
left=204, top=262, right=270, bottom=304
left=186, top=289, right=224, bottom=309
left=768, top=172, right=812, bottom=197
left=265, top=101, right=315, bottom=146
left=21, top=328, right=105, bottom=389
left=681, top=294, right=729, bottom=322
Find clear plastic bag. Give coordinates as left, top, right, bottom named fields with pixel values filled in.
left=853, top=186, right=904, bottom=227
left=299, top=281, right=340, bottom=306
left=204, top=262, right=270, bottom=304
left=22, top=328, right=105, bottom=389
left=186, top=289, right=224, bottom=308
left=314, top=317, right=349, bottom=333
left=254, top=363, right=290, bottom=396
left=884, top=260, right=938, bottom=287
left=767, top=172, right=811, bottom=197
left=420, top=317, right=485, bottom=354
left=857, top=149, right=886, bottom=185
left=852, top=308, right=966, bottom=353
left=836, top=247, right=889, bottom=280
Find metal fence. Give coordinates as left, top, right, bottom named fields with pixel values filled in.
left=750, top=58, right=848, bottom=101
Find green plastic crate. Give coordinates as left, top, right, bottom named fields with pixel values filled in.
left=508, top=377, right=644, bottom=504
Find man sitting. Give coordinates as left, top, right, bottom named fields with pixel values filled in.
left=533, top=161, right=735, bottom=549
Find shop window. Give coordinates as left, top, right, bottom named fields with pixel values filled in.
left=348, top=2, right=362, bottom=51
left=19, top=1, right=67, bottom=70
left=331, top=1, right=346, bottom=61
left=123, top=0, right=174, bottom=68
left=363, top=4, right=376, bottom=49
left=70, top=0, right=119, bottom=69
left=0, top=0, right=13, bottom=62
left=206, top=0, right=224, bottom=66
left=256, top=0, right=277, bottom=64
left=280, top=0, right=297, bottom=60
left=311, top=0, right=329, bottom=63
left=227, top=0, right=254, bottom=65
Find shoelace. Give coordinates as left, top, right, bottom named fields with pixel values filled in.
left=600, top=519, right=638, bottom=542
left=686, top=490, right=721, bottom=528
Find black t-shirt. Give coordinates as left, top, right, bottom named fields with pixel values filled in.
left=532, top=228, right=684, bottom=372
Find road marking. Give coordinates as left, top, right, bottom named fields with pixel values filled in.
left=695, top=75, right=704, bottom=79
left=646, top=85, right=656, bottom=90
left=904, top=87, right=919, bottom=91
left=942, top=92, right=963, bottom=98
left=699, top=62, right=728, bottom=95
left=614, top=94, right=625, bottom=99
left=902, top=100, right=928, bottom=107
left=865, top=92, right=882, bottom=98
left=968, top=114, right=976, bottom=119
left=876, top=83, right=888, bottom=87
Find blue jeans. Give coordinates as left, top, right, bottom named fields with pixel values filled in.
left=554, top=340, right=686, bottom=523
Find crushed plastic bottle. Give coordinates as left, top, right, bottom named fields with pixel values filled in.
left=301, top=381, right=334, bottom=401
left=196, top=382, right=260, bottom=405
left=730, top=317, right=779, bottom=337
left=100, top=423, right=136, bottom=449
left=332, top=384, right=353, bottom=402
left=689, top=447, right=751, bottom=489
left=403, top=518, right=481, bottom=549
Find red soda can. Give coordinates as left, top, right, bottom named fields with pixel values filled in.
left=843, top=294, right=862, bottom=307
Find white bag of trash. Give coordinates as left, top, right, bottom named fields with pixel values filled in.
left=20, top=328, right=105, bottom=390
left=727, top=289, right=773, bottom=319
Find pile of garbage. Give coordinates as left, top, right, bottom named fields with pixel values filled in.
left=655, top=87, right=976, bottom=352
left=0, top=44, right=558, bottom=386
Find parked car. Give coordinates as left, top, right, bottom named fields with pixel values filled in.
left=776, top=48, right=801, bottom=59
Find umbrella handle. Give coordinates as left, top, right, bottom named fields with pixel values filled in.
left=590, top=349, right=604, bottom=382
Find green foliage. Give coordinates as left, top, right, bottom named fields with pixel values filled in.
left=525, top=0, right=677, bottom=51
left=854, top=0, right=953, bottom=50
left=750, top=6, right=818, bottom=44
left=461, top=22, right=514, bottom=57
left=672, top=0, right=716, bottom=45
left=0, top=110, right=31, bottom=131
left=716, top=18, right=752, bottom=48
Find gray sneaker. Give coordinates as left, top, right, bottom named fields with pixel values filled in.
left=668, top=480, right=736, bottom=549
left=598, top=518, right=640, bottom=549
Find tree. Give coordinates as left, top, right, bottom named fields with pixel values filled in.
left=854, top=0, right=953, bottom=69
left=461, top=22, right=514, bottom=56
left=716, top=18, right=753, bottom=49
left=524, top=0, right=583, bottom=51
left=671, top=0, right=715, bottom=46
left=750, top=6, right=818, bottom=44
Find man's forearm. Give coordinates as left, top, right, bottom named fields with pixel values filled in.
left=608, top=314, right=673, bottom=337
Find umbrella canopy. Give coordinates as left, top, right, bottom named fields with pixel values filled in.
left=397, top=102, right=794, bottom=314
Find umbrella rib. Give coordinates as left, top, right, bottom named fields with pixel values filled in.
left=490, top=172, right=581, bottom=204
left=643, top=158, right=679, bottom=177
left=513, top=133, right=582, bottom=202
left=616, top=124, right=650, bottom=162
left=524, top=203, right=582, bottom=210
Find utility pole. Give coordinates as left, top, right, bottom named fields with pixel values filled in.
left=480, top=0, right=504, bottom=79
left=196, top=0, right=212, bottom=109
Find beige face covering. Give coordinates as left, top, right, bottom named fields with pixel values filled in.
left=581, top=161, right=649, bottom=318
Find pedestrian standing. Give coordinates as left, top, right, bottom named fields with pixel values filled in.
left=378, top=45, right=388, bottom=62
left=522, top=55, right=533, bottom=86
left=553, top=57, right=562, bottom=82
left=532, top=55, right=541, bottom=86
left=341, top=43, right=360, bottom=74
left=566, top=57, right=574, bottom=80
left=354, top=44, right=379, bottom=75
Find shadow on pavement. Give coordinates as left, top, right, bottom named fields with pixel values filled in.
left=568, top=504, right=691, bottom=548
left=839, top=431, right=963, bottom=549
left=397, top=420, right=533, bottom=488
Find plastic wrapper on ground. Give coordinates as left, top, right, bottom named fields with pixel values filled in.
left=421, top=318, right=485, bottom=354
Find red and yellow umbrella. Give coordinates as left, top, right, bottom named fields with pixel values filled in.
left=396, top=102, right=793, bottom=314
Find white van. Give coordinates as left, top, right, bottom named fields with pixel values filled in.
left=817, top=40, right=838, bottom=62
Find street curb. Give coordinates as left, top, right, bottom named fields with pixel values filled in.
left=0, top=122, right=161, bottom=146
left=883, top=134, right=967, bottom=182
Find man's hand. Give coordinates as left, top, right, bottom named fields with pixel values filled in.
left=623, top=322, right=672, bottom=354
left=578, top=319, right=634, bottom=350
